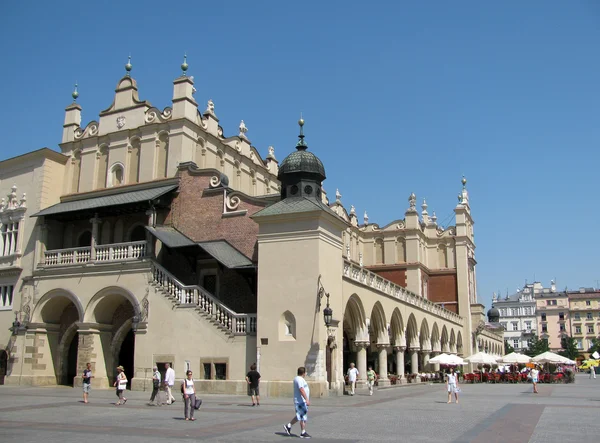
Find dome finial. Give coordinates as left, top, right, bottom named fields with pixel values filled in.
left=125, top=55, right=132, bottom=76
left=296, top=113, right=307, bottom=150
left=72, top=82, right=79, bottom=102
left=461, top=175, right=467, bottom=188
left=181, top=53, right=189, bottom=76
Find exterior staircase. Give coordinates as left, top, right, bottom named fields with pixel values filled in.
left=150, top=261, right=257, bottom=338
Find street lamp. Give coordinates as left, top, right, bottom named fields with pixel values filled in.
left=318, top=277, right=333, bottom=328
left=11, top=311, right=20, bottom=335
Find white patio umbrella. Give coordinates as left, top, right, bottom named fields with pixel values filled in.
left=532, top=351, right=571, bottom=364
left=496, top=352, right=532, bottom=364
left=428, top=353, right=466, bottom=365
left=464, top=351, right=498, bottom=365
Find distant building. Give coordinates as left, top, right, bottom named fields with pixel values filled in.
left=493, top=283, right=540, bottom=352
left=567, top=288, right=600, bottom=357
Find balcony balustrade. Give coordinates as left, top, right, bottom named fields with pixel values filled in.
left=42, top=240, right=147, bottom=267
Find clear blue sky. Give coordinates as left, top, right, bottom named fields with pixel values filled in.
left=1, top=1, right=599, bottom=309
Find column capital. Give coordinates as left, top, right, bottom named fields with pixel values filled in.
left=354, top=341, right=370, bottom=349
left=394, top=346, right=406, bottom=352
left=408, top=347, right=420, bottom=352
left=376, top=343, right=390, bottom=350
left=90, top=213, right=101, bottom=224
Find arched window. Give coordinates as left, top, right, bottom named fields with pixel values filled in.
left=396, top=238, right=406, bottom=263
left=438, top=244, right=448, bottom=268
left=78, top=231, right=92, bottom=247
left=96, top=145, right=108, bottom=189
left=108, top=163, right=124, bottom=187
left=375, top=239, right=384, bottom=264
left=280, top=311, right=296, bottom=341
left=156, top=133, right=169, bottom=178
left=128, top=138, right=141, bottom=184
left=71, top=150, right=81, bottom=193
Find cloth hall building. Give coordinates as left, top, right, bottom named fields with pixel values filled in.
left=0, top=59, right=502, bottom=396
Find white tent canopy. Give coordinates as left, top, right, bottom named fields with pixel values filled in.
left=429, top=353, right=466, bottom=366
left=464, top=352, right=498, bottom=365
left=532, top=351, right=575, bottom=365
left=496, top=352, right=532, bottom=364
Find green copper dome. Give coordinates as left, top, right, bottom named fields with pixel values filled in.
left=278, top=118, right=326, bottom=181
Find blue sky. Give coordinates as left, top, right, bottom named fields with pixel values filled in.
left=1, top=1, right=598, bottom=308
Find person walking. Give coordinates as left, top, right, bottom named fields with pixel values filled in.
left=590, top=366, right=597, bottom=380
left=148, top=366, right=161, bottom=406
left=82, top=362, right=93, bottom=404
left=181, top=370, right=197, bottom=421
left=366, top=366, right=377, bottom=396
left=113, top=366, right=128, bottom=406
left=530, top=366, right=540, bottom=394
left=347, top=363, right=359, bottom=396
left=283, top=366, right=311, bottom=439
left=447, top=367, right=459, bottom=404
left=164, top=363, right=176, bottom=405
left=245, top=363, right=261, bottom=406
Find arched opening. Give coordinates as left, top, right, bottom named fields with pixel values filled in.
left=0, top=350, right=8, bottom=384
left=343, top=295, right=367, bottom=378
left=129, top=225, right=146, bottom=242
left=279, top=311, right=296, bottom=341
left=118, top=329, right=135, bottom=389
left=78, top=231, right=92, bottom=247
left=66, top=332, right=79, bottom=387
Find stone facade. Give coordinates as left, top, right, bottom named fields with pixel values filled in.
left=0, top=60, right=502, bottom=393
left=494, top=283, right=539, bottom=351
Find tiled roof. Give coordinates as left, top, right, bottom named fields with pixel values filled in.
left=197, top=241, right=253, bottom=268
left=252, top=196, right=336, bottom=218
left=146, top=226, right=195, bottom=248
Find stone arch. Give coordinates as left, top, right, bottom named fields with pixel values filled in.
left=100, top=220, right=112, bottom=245
left=431, top=322, right=441, bottom=352
left=343, top=294, right=367, bottom=342
left=441, top=325, right=449, bottom=353
left=419, top=318, right=431, bottom=351
left=449, top=329, right=456, bottom=353
left=84, top=286, right=140, bottom=323
left=107, top=162, right=125, bottom=187
left=126, top=222, right=146, bottom=242
left=31, top=289, right=84, bottom=324
left=457, top=331, right=463, bottom=355
left=369, top=302, right=388, bottom=345
left=405, top=314, right=419, bottom=349
left=390, top=308, right=405, bottom=347
left=280, top=310, right=296, bottom=340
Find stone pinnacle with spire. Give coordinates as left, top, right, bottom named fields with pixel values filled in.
left=125, top=55, right=132, bottom=77
left=181, top=54, right=188, bottom=76
left=296, top=113, right=307, bottom=150
left=72, top=83, right=79, bottom=103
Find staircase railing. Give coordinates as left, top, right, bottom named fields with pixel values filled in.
left=150, top=261, right=257, bottom=336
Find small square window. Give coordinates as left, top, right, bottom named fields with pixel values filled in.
left=203, top=363, right=212, bottom=380
left=586, top=300, right=591, bottom=306
left=542, top=325, right=548, bottom=332
left=575, top=326, right=582, bottom=334
left=587, top=325, right=595, bottom=334
left=215, top=363, right=227, bottom=380
left=587, top=312, right=593, bottom=320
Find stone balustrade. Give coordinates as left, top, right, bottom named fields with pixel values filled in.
left=343, top=259, right=464, bottom=325
left=42, top=241, right=146, bottom=267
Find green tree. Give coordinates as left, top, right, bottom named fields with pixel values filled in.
left=525, top=334, right=549, bottom=357
left=559, top=335, right=579, bottom=360
left=504, top=341, right=515, bottom=355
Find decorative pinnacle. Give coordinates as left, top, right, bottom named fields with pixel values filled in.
left=181, top=54, right=188, bottom=76
left=125, top=55, right=132, bottom=76
left=462, top=175, right=467, bottom=188
left=72, top=83, right=79, bottom=102
left=296, top=113, right=307, bottom=150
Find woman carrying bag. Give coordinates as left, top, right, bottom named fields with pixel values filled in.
left=114, top=366, right=128, bottom=406
left=181, top=370, right=197, bottom=421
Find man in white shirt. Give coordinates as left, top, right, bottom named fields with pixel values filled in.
left=283, top=366, right=311, bottom=439
left=530, top=367, right=539, bottom=394
left=347, top=363, right=359, bottom=396
left=164, top=363, right=176, bottom=404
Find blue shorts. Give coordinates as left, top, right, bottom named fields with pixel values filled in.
left=295, top=402, right=308, bottom=421
left=532, top=378, right=538, bottom=383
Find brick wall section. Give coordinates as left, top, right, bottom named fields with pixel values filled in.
left=372, top=269, right=407, bottom=287
left=168, top=170, right=270, bottom=261
left=219, top=269, right=256, bottom=313
left=428, top=273, right=459, bottom=314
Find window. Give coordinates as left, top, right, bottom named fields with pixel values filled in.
left=546, top=300, right=557, bottom=306
left=524, top=307, right=532, bottom=315
left=215, top=363, right=227, bottom=380
left=501, top=322, right=507, bottom=331
left=513, top=339, right=519, bottom=349
left=511, top=308, right=519, bottom=316
left=203, top=363, right=212, bottom=380
left=575, top=326, right=582, bottom=334
left=559, top=324, right=566, bottom=332
left=0, top=285, right=14, bottom=310
left=0, top=223, right=19, bottom=256
left=512, top=322, right=518, bottom=331
left=525, top=321, right=532, bottom=331
left=587, top=312, right=593, bottom=320
left=108, top=163, right=125, bottom=187
left=542, top=324, right=548, bottom=332
left=575, top=313, right=581, bottom=321
left=559, top=312, right=565, bottom=321
left=586, top=300, right=591, bottom=306
left=588, top=325, right=595, bottom=334
left=541, top=313, right=547, bottom=321
left=576, top=339, right=583, bottom=350
left=500, top=309, right=507, bottom=317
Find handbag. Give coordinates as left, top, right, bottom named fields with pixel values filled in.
left=455, top=387, right=461, bottom=393
left=118, top=380, right=127, bottom=390
left=194, top=398, right=203, bottom=410
left=153, top=379, right=160, bottom=389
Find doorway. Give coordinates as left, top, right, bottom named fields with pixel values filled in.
left=118, top=329, right=135, bottom=389
left=66, top=332, right=79, bottom=386
left=0, top=350, right=7, bottom=385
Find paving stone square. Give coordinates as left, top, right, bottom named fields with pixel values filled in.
left=1, top=374, right=598, bottom=442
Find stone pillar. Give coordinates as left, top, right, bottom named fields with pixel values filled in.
left=377, top=345, right=390, bottom=386
left=90, top=214, right=101, bottom=261
left=356, top=342, right=368, bottom=384
left=394, top=346, right=406, bottom=383
left=410, top=348, right=419, bottom=374
left=422, top=351, right=431, bottom=371
left=145, top=208, right=156, bottom=257
left=430, top=351, right=440, bottom=372
left=38, top=223, right=48, bottom=265
left=76, top=323, right=113, bottom=388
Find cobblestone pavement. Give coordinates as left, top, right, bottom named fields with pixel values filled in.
left=1, top=374, right=598, bottom=442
